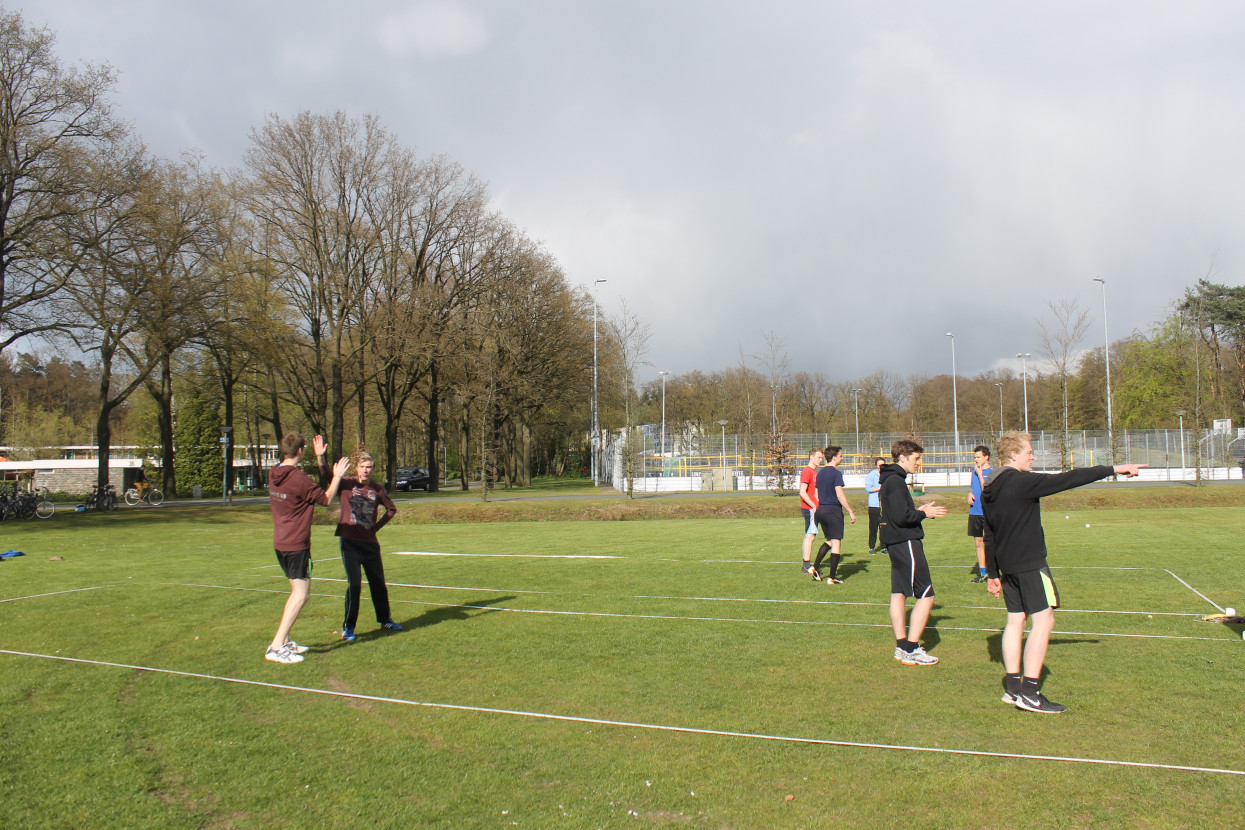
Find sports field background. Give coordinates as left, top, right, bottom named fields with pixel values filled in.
left=2, top=488, right=1243, bottom=828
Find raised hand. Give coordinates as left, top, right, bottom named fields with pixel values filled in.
left=312, top=434, right=328, bottom=457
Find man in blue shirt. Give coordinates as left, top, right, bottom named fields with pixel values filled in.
left=865, top=456, right=884, bottom=553
left=967, top=445, right=992, bottom=583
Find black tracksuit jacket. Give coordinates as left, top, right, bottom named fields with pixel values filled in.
left=981, top=464, right=1114, bottom=578
left=877, top=463, right=927, bottom=546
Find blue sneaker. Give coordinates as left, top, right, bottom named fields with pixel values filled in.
left=380, top=620, right=404, bottom=631
left=341, top=628, right=356, bottom=642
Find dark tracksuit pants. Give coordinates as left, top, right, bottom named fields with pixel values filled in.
left=340, top=538, right=391, bottom=628
left=868, top=506, right=881, bottom=549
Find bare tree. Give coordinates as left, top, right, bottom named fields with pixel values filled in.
left=608, top=298, right=652, bottom=496
left=1037, top=297, right=1091, bottom=469
left=0, top=9, right=125, bottom=352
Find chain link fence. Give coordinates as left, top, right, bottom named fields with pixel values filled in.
left=602, top=426, right=1245, bottom=492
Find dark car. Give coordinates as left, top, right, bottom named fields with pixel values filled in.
left=394, top=467, right=431, bottom=491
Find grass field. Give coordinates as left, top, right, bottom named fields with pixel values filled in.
left=2, top=488, right=1244, bottom=828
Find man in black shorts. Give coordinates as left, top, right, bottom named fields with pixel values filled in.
left=812, top=446, right=856, bottom=583
left=266, top=432, right=349, bottom=664
left=967, top=445, right=992, bottom=583
left=982, top=431, right=1144, bottom=712
left=878, top=439, right=947, bottom=665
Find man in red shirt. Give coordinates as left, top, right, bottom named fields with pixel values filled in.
left=798, top=447, right=824, bottom=576
left=265, top=431, right=349, bottom=664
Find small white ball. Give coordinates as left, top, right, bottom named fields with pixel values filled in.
left=1065, top=515, right=1070, bottom=519
left=1085, top=523, right=1091, bottom=528
left=1226, top=607, right=1236, bottom=617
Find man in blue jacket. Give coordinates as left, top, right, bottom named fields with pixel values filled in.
left=982, top=432, right=1144, bottom=713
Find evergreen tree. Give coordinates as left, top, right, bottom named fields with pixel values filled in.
left=174, top=387, right=223, bottom=493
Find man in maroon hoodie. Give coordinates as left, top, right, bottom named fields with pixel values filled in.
left=265, top=431, right=349, bottom=664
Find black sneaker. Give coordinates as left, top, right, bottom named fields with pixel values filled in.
left=1015, top=689, right=1067, bottom=714
left=971, top=573, right=987, bottom=583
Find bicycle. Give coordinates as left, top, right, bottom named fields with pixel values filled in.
left=35, top=488, right=54, bottom=519
left=124, top=484, right=164, bottom=506
left=85, top=483, right=117, bottom=512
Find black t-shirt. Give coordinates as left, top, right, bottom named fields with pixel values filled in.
left=815, top=465, right=845, bottom=510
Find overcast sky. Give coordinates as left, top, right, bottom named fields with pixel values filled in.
left=19, top=1, right=1245, bottom=383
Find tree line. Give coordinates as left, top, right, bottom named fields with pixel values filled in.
left=2, top=7, right=1243, bottom=495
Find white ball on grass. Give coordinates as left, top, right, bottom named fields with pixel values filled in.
left=1085, top=523, right=1091, bottom=528
left=1226, top=607, right=1236, bottom=617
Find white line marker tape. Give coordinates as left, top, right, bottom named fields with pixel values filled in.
left=1163, top=569, right=1223, bottom=613
left=0, top=585, right=114, bottom=604
left=171, top=583, right=1233, bottom=642
left=1, top=648, right=1239, bottom=777
left=393, top=551, right=622, bottom=559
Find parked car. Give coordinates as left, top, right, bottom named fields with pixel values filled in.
left=394, top=467, right=431, bottom=491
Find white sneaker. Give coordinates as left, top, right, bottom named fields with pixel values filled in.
left=265, top=644, right=304, bottom=664
left=284, top=641, right=309, bottom=654
left=899, top=645, right=939, bottom=666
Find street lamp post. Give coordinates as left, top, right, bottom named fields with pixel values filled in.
left=851, top=388, right=863, bottom=458
left=946, top=333, right=959, bottom=466
left=717, top=418, right=728, bottom=472
left=1176, top=409, right=1186, bottom=477
left=658, top=370, right=669, bottom=462
left=1093, top=276, right=1114, bottom=462
left=591, top=278, right=606, bottom=485
left=995, top=382, right=1004, bottom=436
left=1017, top=352, right=1031, bottom=432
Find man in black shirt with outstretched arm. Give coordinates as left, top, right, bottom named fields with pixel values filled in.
left=982, top=431, right=1144, bottom=713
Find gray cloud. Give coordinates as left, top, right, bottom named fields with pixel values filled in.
left=21, top=0, right=1245, bottom=383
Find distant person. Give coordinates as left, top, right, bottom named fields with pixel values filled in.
left=266, top=432, right=349, bottom=664
left=316, top=440, right=403, bottom=642
left=798, top=447, right=825, bottom=576
left=813, top=446, right=856, bottom=583
left=982, top=431, right=1144, bottom=713
left=879, top=439, right=947, bottom=665
left=967, top=445, right=992, bottom=583
left=865, top=456, right=884, bottom=554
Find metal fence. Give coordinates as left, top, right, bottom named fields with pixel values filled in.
left=602, top=426, right=1245, bottom=491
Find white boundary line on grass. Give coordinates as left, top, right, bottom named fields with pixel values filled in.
left=393, top=551, right=625, bottom=559
left=1163, top=569, right=1224, bottom=613
left=176, top=583, right=1233, bottom=643
left=2, top=647, right=1241, bottom=778
left=288, top=576, right=1206, bottom=618
left=0, top=585, right=113, bottom=604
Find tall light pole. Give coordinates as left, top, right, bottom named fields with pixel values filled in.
left=591, top=278, right=606, bottom=485
left=1093, top=276, right=1114, bottom=462
left=946, top=333, right=959, bottom=464
left=995, top=382, right=1004, bottom=436
left=717, top=419, right=728, bottom=472
left=658, top=370, right=669, bottom=460
left=851, top=388, right=863, bottom=457
left=1176, top=409, right=1186, bottom=476
left=1016, top=352, right=1031, bottom=432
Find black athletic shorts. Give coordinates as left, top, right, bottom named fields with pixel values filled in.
left=887, top=539, right=934, bottom=599
left=967, top=514, right=986, bottom=538
left=275, top=548, right=311, bottom=580
left=1000, top=565, right=1059, bottom=615
left=815, top=507, right=844, bottom=541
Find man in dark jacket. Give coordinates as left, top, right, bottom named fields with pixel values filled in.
left=982, top=431, right=1144, bottom=713
left=879, top=439, right=947, bottom=665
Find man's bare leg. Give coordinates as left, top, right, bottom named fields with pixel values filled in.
left=270, top=578, right=310, bottom=651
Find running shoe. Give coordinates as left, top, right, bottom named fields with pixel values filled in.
left=1001, top=690, right=1018, bottom=704
left=899, top=646, right=939, bottom=666
left=265, top=645, right=303, bottom=664
left=801, top=562, right=815, bottom=575
left=284, top=641, right=310, bottom=654
left=341, top=627, right=356, bottom=642
left=893, top=646, right=908, bottom=662
left=1015, top=690, right=1066, bottom=713
left=380, top=620, right=404, bottom=631
left=971, top=574, right=987, bottom=583
left=810, top=567, right=823, bottom=582
left=827, top=577, right=844, bottom=584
